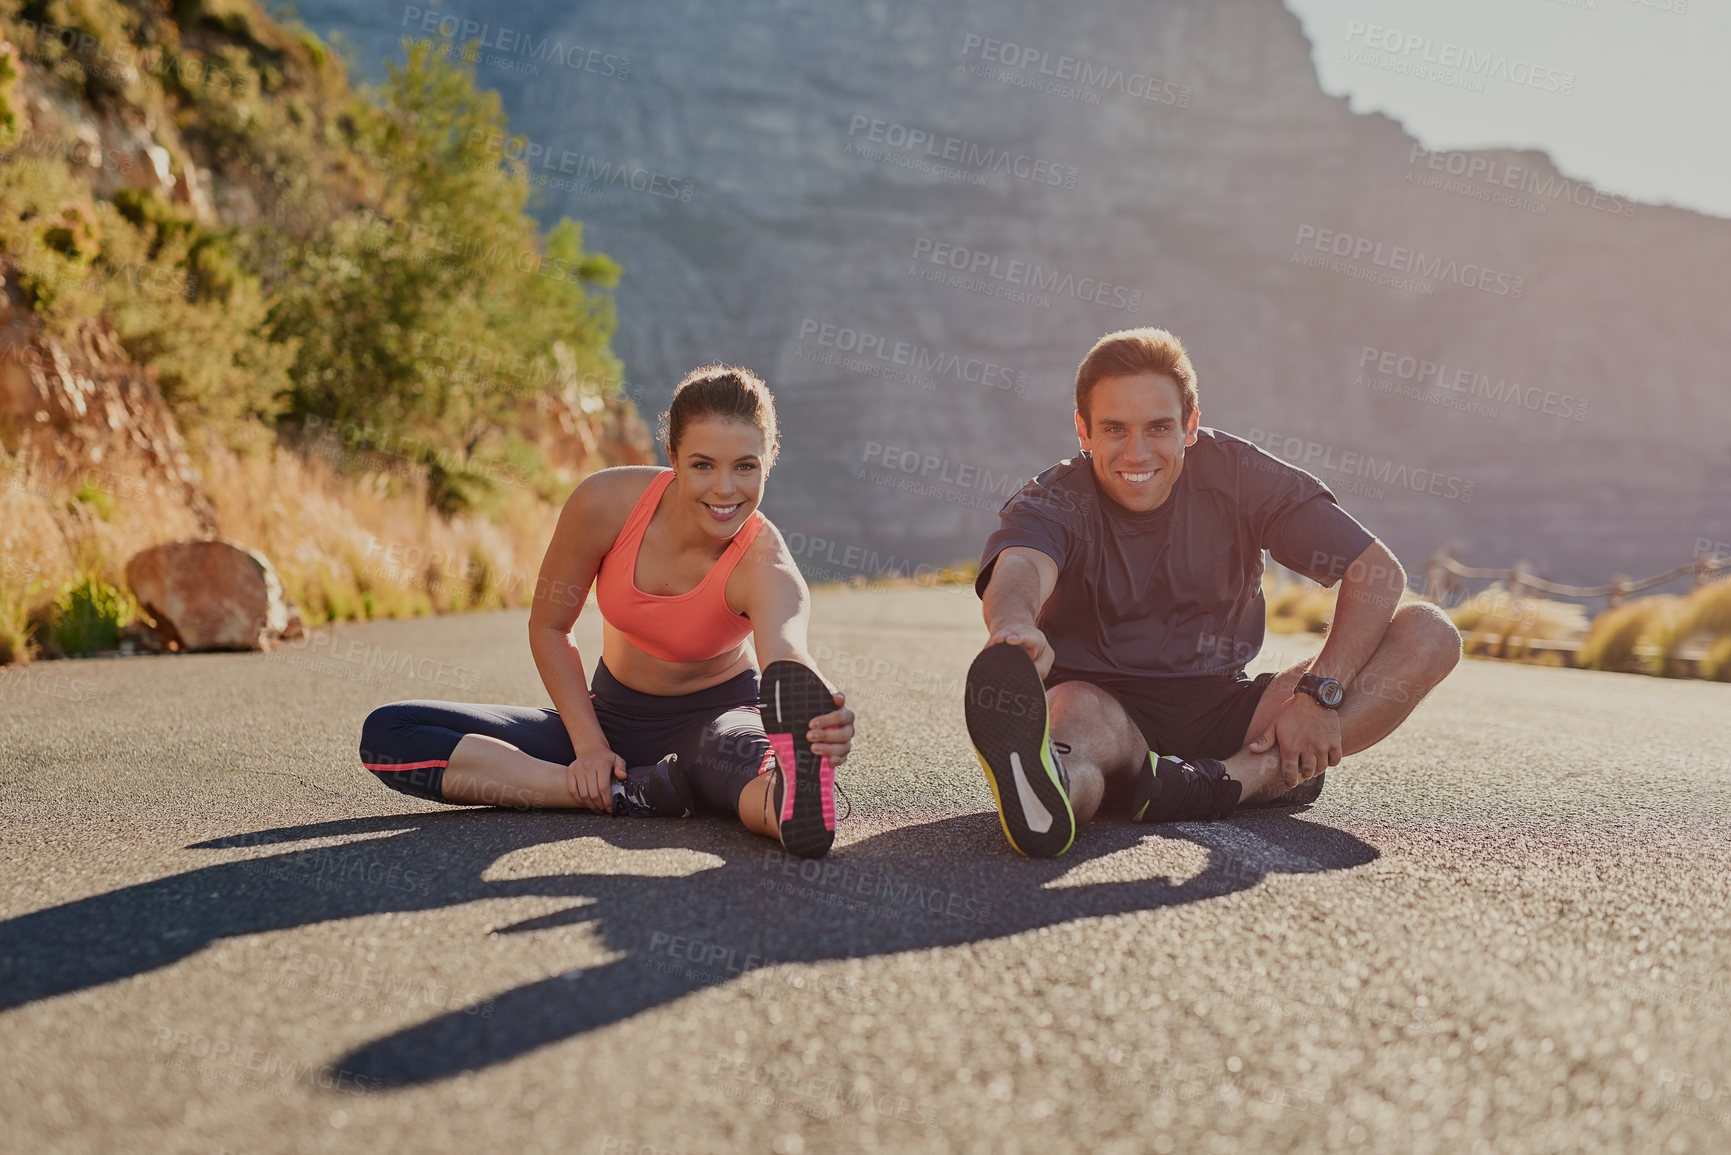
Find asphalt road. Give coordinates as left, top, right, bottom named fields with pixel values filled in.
left=3, top=586, right=1730, bottom=1155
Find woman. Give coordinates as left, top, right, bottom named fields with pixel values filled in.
left=357, top=365, right=853, bottom=858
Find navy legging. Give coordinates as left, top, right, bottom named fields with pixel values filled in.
left=358, top=661, right=771, bottom=814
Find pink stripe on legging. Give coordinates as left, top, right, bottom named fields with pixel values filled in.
left=363, top=758, right=449, bottom=772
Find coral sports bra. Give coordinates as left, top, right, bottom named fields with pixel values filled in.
left=594, top=470, right=766, bottom=663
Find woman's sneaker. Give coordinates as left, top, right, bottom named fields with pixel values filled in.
left=612, top=755, right=695, bottom=818
left=1129, top=754, right=1242, bottom=823
left=964, top=643, right=1076, bottom=858
left=760, top=660, right=837, bottom=859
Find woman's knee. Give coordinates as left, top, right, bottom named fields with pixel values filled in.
left=358, top=701, right=454, bottom=802
left=358, top=699, right=446, bottom=756
left=691, top=713, right=774, bottom=811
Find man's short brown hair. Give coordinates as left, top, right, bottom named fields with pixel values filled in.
left=1074, top=328, right=1198, bottom=428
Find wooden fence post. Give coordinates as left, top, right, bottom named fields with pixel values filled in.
left=1510, top=560, right=1532, bottom=602
left=1425, top=551, right=1451, bottom=604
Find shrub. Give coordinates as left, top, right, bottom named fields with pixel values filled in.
left=269, top=39, right=622, bottom=456
left=0, top=573, right=44, bottom=666
left=1267, top=583, right=1335, bottom=634
left=1580, top=597, right=1679, bottom=675
left=0, top=39, right=21, bottom=136
left=50, top=571, right=136, bottom=655
left=1701, top=636, right=1731, bottom=683
left=1673, top=579, right=1731, bottom=645
left=1449, top=584, right=1588, bottom=661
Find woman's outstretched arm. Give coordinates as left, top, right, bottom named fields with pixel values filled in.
left=736, top=524, right=855, bottom=765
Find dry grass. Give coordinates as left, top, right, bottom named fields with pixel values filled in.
left=1450, top=584, right=1590, bottom=663
left=1669, top=579, right=1731, bottom=674
left=1573, top=581, right=1731, bottom=679
left=1701, top=636, right=1731, bottom=683
left=1, top=440, right=208, bottom=661
left=1579, top=598, right=1679, bottom=675
left=0, top=434, right=564, bottom=665
left=1576, top=578, right=1731, bottom=680
left=1263, top=575, right=1433, bottom=637
left=1266, top=582, right=1338, bottom=634
left=197, top=437, right=560, bottom=626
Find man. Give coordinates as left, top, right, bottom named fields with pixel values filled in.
left=966, top=327, right=1461, bottom=857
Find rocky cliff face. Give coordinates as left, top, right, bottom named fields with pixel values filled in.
left=302, top=0, right=1731, bottom=583
left=0, top=279, right=216, bottom=570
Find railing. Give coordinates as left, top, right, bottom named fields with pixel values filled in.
left=1419, top=548, right=1731, bottom=672
left=1423, top=550, right=1731, bottom=609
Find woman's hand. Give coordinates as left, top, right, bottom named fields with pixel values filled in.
left=567, top=747, right=628, bottom=812
left=807, top=691, right=855, bottom=766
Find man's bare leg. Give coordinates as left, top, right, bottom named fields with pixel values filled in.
left=1047, top=681, right=1153, bottom=824
left=1227, top=602, right=1463, bottom=802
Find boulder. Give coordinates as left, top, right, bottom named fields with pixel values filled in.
left=125, top=540, right=299, bottom=652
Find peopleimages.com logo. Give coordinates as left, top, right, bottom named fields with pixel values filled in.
left=401, top=6, right=631, bottom=78
left=909, top=236, right=1142, bottom=310
left=1356, top=346, right=1588, bottom=422
left=1293, top=225, right=1525, bottom=298
left=845, top=115, right=1079, bottom=188
left=1406, top=146, right=1637, bottom=220
left=957, top=33, right=1192, bottom=108
left=1246, top=429, right=1475, bottom=503
left=796, top=318, right=1026, bottom=393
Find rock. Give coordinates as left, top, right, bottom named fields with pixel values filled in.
left=124, top=540, right=297, bottom=652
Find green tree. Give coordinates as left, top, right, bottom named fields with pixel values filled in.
left=270, top=38, right=621, bottom=460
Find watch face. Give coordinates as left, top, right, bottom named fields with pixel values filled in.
left=1319, top=680, right=1344, bottom=707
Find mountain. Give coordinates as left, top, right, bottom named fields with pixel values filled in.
left=293, top=0, right=1731, bottom=586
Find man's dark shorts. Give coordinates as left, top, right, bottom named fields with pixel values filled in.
left=1047, top=669, right=1277, bottom=815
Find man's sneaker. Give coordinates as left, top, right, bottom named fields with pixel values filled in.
left=964, top=643, right=1076, bottom=858
left=760, top=660, right=837, bottom=859
left=612, top=755, right=695, bottom=818
left=1241, top=771, right=1326, bottom=809
left=1129, top=754, right=1242, bottom=823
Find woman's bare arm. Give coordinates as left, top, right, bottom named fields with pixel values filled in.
left=737, top=524, right=855, bottom=764
left=527, top=468, right=654, bottom=766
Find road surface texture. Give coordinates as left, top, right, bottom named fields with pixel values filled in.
left=3, top=586, right=1730, bottom=1155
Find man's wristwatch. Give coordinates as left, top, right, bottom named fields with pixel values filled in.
left=1295, top=674, right=1345, bottom=709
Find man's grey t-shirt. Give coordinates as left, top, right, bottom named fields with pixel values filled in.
left=974, top=428, right=1377, bottom=682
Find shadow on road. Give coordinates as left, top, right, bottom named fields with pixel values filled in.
left=0, top=808, right=1376, bottom=1087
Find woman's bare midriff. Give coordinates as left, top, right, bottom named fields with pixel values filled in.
left=599, top=619, right=755, bottom=697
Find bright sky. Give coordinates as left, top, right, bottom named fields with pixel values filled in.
left=1283, top=0, right=1731, bottom=219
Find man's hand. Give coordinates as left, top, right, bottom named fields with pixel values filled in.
left=808, top=691, right=855, bottom=765
left=567, top=747, right=628, bottom=812
left=1247, top=694, right=1342, bottom=790
left=986, top=623, right=1054, bottom=679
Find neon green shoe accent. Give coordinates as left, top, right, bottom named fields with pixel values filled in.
left=1132, top=751, right=1159, bottom=822
left=972, top=711, right=1074, bottom=858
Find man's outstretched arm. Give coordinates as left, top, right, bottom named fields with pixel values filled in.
left=981, top=546, right=1060, bottom=678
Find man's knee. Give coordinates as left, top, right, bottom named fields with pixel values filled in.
left=1047, top=680, right=1118, bottom=726
left=1391, top=602, right=1462, bottom=681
